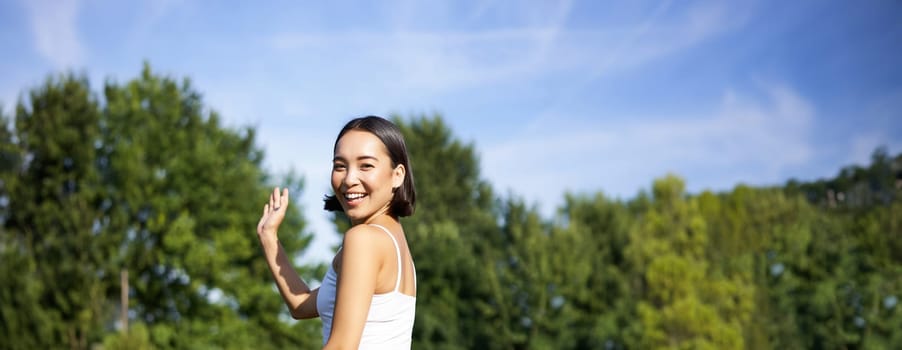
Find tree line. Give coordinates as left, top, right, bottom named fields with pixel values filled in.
left=1, top=65, right=899, bottom=349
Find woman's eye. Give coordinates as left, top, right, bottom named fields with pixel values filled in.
left=361, top=163, right=375, bottom=170
left=332, top=164, right=346, bottom=171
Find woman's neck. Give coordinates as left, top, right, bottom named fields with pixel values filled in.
left=353, top=206, right=395, bottom=226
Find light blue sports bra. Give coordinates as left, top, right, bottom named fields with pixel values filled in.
left=316, top=224, right=416, bottom=349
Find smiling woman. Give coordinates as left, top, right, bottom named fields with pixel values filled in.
left=256, top=116, right=418, bottom=349
left=324, top=117, right=416, bottom=217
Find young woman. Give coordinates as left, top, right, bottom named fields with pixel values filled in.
left=256, top=116, right=417, bottom=349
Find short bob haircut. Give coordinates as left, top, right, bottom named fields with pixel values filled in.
left=323, top=116, right=416, bottom=217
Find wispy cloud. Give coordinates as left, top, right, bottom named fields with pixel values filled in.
left=550, top=0, right=750, bottom=102
left=264, top=1, right=576, bottom=91
left=267, top=28, right=563, bottom=92
left=482, top=82, right=814, bottom=211
left=265, top=0, right=742, bottom=97
left=22, top=0, right=84, bottom=69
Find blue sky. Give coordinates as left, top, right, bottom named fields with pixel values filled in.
left=2, top=0, right=900, bottom=264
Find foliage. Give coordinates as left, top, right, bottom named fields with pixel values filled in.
left=2, top=67, right=900, bottom=349
left=0, top=65, right=320, bottom=349
left=391, top=114, right=501, bottom=349
left=1, top=74, right=109, bottom=349
left=381, top=114, right=901, bottom=349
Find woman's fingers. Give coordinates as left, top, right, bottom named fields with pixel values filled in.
left=280, top=188, right=289, bottom=209
left=258, top=187, right=292, bottom=237
left=259, top=187, right=289, bottom=233
left=266, top=187, right=289, bottom=211
left=258, top=204, right=268, bottom=230
left=270, top=187, right=277, bottom=210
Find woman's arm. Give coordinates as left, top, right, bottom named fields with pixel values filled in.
left=257, top=187, right=319, bottom=319
left=323, top=225, right=386, bottom=349
left=258, top=236, right=319, bottom=319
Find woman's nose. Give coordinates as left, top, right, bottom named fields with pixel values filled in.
left=343, top=168, right=360, bottom=186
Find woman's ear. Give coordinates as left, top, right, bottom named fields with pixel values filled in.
left=392, top=164, right=406, bottom=189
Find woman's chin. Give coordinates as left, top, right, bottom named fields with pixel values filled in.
left=344, top=209, right=366, bottom=223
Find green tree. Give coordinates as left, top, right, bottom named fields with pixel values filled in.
left=0, top=65, right=322, bottom=349
left=775, top=149, right=901, bottom=348
left=375, top=114, right=501, bottom=349
left=0, top=74, right=111, bottom=349
left=852, top=200, right=902, bottom=348
left=559, top=192, right=635, bottom=349
left=102, top=322, right=155, bottom=350
left=699, top=185, right=814, bottom=349
left=99, top=64, right=319, bottom=349
left=487, top=194, right=616, bottom=349
left=626, top=175, right=750, bottom=350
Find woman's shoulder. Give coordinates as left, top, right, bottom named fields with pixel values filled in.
left=344, top=223, right=386, bottom=237
left=341, top=224, right=394, bottom=251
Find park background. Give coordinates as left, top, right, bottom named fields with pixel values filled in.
left=1, top=0, right=901, bottom=349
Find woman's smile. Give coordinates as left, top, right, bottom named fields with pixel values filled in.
left=343, top=192, right=368, bottom=207
left=331, top=130, right=405, bottom=224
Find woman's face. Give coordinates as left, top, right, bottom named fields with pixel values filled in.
left=331, top=130, right=405, bottom=225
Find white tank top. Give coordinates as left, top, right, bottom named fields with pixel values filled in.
left=317, top=224, right=416, bottom=349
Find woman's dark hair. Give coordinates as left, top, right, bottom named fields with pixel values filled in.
left=323, top=116, right=416, bottom=217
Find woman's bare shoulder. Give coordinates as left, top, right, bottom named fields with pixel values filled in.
left=342, top=224, right=392, bottom=252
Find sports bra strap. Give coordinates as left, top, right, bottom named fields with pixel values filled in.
left=369, top=224, right=403, bottom=292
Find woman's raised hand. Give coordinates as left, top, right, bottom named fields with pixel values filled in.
left=257, top=187, right=289, bottom=239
